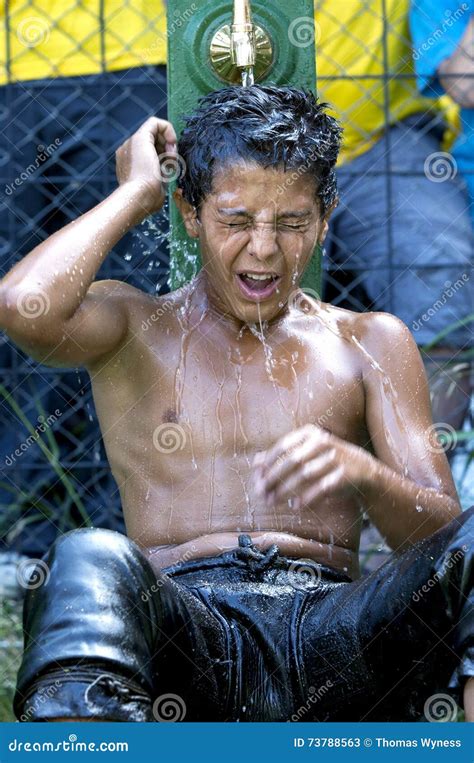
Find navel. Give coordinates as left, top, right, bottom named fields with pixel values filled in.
left=162, top=408, right=179, bottom=424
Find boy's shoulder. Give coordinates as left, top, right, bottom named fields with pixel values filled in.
left=314, top=302, right=419, bottom=373
left=323, top=305, right=424, bottom=394
left=316, top=301, right=413, bottom=344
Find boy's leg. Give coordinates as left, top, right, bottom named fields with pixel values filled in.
left=13, top=528, right=163, bottom=722
left=301, top=506, right=474, bottom=721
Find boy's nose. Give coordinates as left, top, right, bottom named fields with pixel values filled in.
left=247, top=225, right=279, bottom=260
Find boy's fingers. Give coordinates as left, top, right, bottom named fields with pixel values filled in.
left=264, top=439, right=328, bottom=493
left=152, top=117, right=178, bottom=145
left=141, top=116, right=177, bottom=148
left=260, top=427, right=312, bottom=472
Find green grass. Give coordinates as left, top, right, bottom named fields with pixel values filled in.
left=0, top=598, right=23, bottom=721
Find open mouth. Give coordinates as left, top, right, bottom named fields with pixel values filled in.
left=235, top=272, right=282, bottom=301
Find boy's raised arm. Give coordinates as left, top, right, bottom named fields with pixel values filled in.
left=0, top=117, right=176, bottom=368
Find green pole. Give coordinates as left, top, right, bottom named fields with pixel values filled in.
left=166, top=1, right=320, bottom=296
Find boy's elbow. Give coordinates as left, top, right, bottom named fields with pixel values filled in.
left=0, top=284, right=69, bottom=363
left=439, top=496, right=462, bottom=526
left=0, top=283, right=56, bottom=337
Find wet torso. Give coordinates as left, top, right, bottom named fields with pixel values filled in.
left=87, top=278, right=369, bottom=580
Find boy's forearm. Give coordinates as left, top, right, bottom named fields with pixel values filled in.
left=0, top=181, right=154, bottom=328
left=362, top=459, right=461, bottom=553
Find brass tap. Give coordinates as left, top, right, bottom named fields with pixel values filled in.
left=209, top=0, right=273, bottom=84
left=230, top=0, right=256, bottom=68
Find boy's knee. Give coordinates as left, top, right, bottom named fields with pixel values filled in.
left=49, top=527, right=139, bottom=563
left=37, top=527, right=155, bottom=591
left=15, top=529, right=163, bottom=722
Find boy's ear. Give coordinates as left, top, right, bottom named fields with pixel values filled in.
left=172, top=188, right=201, bottom=239
left=317, top=197, right=338, bottom=245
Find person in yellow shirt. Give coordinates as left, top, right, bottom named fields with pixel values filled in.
left=316, top=0, right=472, bottom=437
left=1, top=1, right=167, bottom=83
left=1, top=1, right=167, bottom=262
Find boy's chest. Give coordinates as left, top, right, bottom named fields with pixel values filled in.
left=150, top=333, right=366, bottom=451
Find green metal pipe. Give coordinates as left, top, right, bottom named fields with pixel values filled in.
left=166, top=0, right=320, bottom=295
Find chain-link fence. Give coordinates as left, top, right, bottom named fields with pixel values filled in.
left=0, top=1, right=472, bottom=563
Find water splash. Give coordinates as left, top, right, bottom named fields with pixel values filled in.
left=241, top=67, right=254, bottom=87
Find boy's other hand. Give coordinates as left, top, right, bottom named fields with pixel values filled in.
left=252, top=423, right=374, bottom=510
left=115, top=116, right=179, bottom=214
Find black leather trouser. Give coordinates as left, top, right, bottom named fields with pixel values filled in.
left=13, top=506, right=474, bottom=722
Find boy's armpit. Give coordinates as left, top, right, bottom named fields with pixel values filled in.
left=358, top=311, right=458, bottom=498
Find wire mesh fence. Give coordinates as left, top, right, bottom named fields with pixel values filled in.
left=0, top=1, right=472, bottom=562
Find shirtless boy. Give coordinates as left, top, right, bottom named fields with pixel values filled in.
left=3, top=85, right=473, bottom=722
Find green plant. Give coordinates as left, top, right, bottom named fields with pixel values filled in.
left=0, top=381, right=92, bottom=531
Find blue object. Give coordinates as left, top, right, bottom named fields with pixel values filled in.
left=410, top=0, right=474, bottom=222
left=325, top=114, right=472, bottom=348
left=1, top=721, right=473, bottom=762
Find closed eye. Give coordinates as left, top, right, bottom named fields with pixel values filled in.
left=224, top=222, right=307, bottom=230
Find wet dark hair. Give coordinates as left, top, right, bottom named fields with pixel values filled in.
left=176, top=83, right=342, bottom=217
